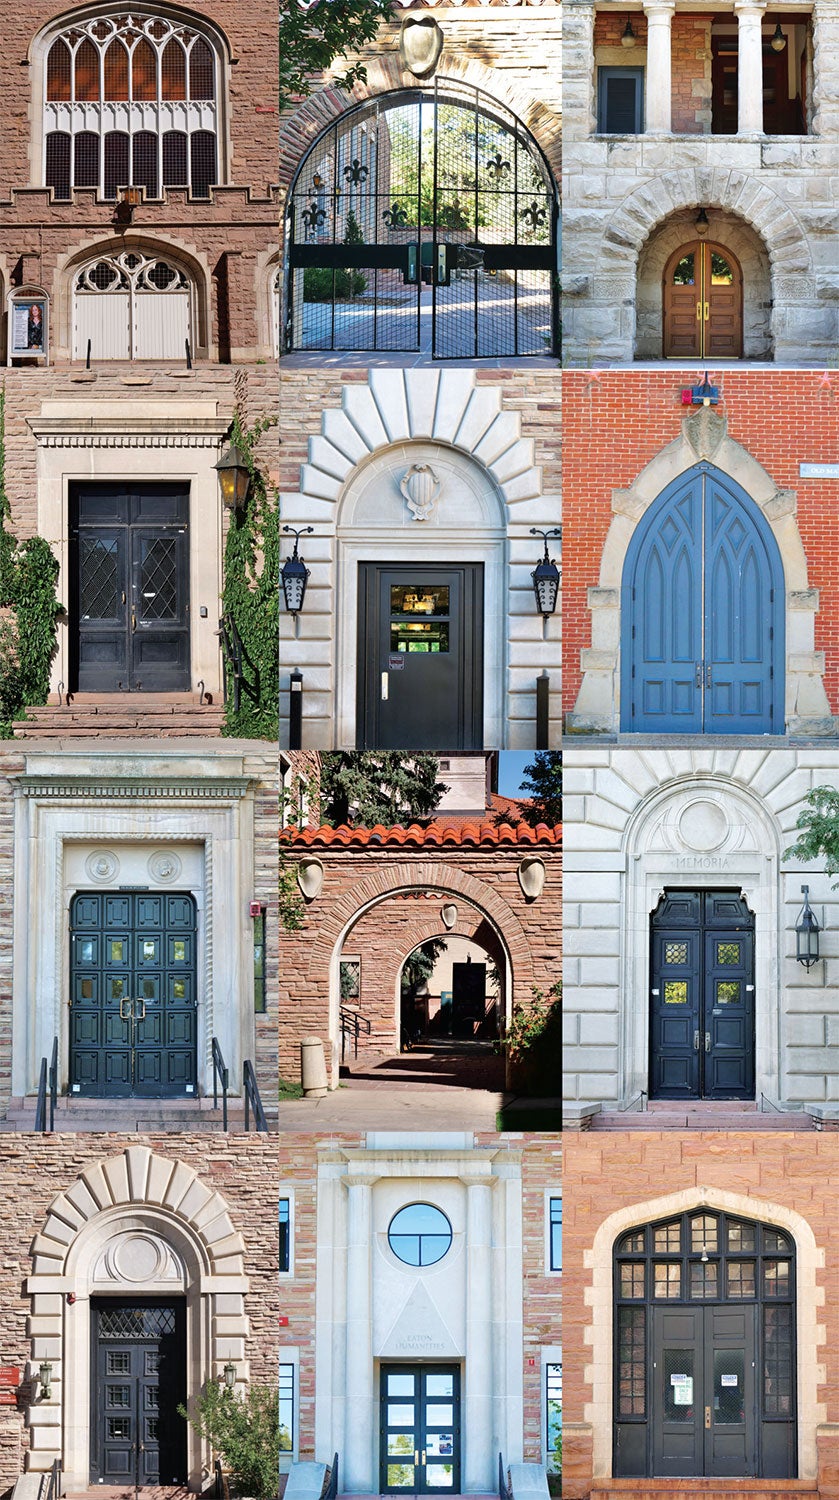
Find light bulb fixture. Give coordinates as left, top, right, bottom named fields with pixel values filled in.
left=530, top=527, right=562, bottom=616
left=695, top=206, right=710, bottom=236
left=701, top=1247, right=709, bottom=1264
left=38, top=1360, right=53, bottom=1400
left=621, top=15, right=637, bottom=46
left=223, top=1361, right=237, bottom=1390
left=281, top=526, right=314, bottom=616
left=795, top=885, right=821, bottom=969
left=770, top=20, right=786, bottom=51
left=214, top=442, right=252, bottom=510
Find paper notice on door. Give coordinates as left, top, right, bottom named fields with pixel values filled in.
left=721, top=1374, right=738, bottom=1387
left=671, top=1375, right=693, bottom=1404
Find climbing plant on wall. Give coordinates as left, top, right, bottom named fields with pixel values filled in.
left=0, top=387, right=62, bottom=737
left=221, top=411, right=279, bottom=740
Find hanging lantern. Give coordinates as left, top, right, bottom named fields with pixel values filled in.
left=530, top=527, right=562, bottom=616
left=795, top=886, right=820, bottom=968
left=281, top=526, right=314, bottom=616
left=621, top=16, right=637, bottom=46
left=215, top=442, right=251, bottom=510
left=770, top=20, right=786, bottom=51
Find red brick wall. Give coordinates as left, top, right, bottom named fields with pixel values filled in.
left=594, top=12, right=709, bottom=133
left=561, top=1132, right=839, bottom=1498
left=562, top=370, right=839, bottom=715
left=278, top=841, right=562, bottom=1081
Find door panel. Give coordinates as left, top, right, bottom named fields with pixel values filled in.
left=654, top=1311, right=703, bottom=1476
left=664, top=242, right=743, bottom=359
left=358, top=564, right=483, bottom=749
left=70, top=891, right=197, bottom=1098
left=623, top=467, right=783, bottom=734
left=92, top=1301, right=186, bottom=1486
left=652, top=1306, right=757, bottom=1478
left=380, top=1366, right=460, bottom=1494
left=650, top=890, right=755, bottom=1100
left=70, top=483, right=190, bottom=692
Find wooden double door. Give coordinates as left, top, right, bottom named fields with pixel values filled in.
left=663, top=241, right=743, bottom=359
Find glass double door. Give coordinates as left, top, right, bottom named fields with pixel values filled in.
left=380, top=1365, right=461, bottom=1493
left=91, top=1299, right=187, bottom=1485
left=653, top=1304, right=757, bottom=1477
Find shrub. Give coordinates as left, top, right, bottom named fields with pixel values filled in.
left=179, top=1383, right=281, bottom=1500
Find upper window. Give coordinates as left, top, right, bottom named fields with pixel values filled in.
left=280, top=1196, right=292, bottom=1274
left=597, top=68, right=644, bottom=133
left=549, top=1196, right=562, bottom=1272
left=388, top=1203, right=453, bottom=1268
left=43, top=11, right=220, bottom=201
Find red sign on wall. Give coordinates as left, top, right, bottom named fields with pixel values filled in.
left=0, top=1366, right=21, bottom=1406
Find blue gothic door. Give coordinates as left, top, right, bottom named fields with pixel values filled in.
left=622, top=466, right=784, bottom=733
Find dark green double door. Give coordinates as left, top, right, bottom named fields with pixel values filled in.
left=380, top=1365, right=460, bottom=1493
left=91, top=1300, right=187, bottom=1485
left=654, top=1305, right=756, bottom=1477
left=70, top=891, right=197, bottom=1097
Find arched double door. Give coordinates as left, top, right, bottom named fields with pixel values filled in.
left=663, top=241, right=742, bottom=359
left=621, top=464, right=785, bottom=734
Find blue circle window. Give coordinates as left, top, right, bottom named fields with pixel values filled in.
left=388, top=1203, right=453, bottom=1267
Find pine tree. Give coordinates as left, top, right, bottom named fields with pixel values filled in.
left=516, top=751, right=562, bottom=828
left=319, top=752, right=448, bottom=828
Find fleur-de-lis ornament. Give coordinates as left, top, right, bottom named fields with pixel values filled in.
left=343, top=158, right=369, bottom=185
left=520, top=199, right=547, bottom=231
left=383, top=202, right=409, bottom=227
left=301, top=201, right=327, bottom=233
left=485, top=151, right=511, bottom=181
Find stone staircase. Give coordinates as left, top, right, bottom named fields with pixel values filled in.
left=589, top=1483, right=819, bottom=1500
left=65, top=1489, right=191, bottom=1500
left=591, top=1100, right=817, bottom=1131
left=0, top=1095, right=277, bottom=1133
left=13, top=693, right=225, bottom=738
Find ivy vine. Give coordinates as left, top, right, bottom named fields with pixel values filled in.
left=221, top=410, right=279, bottom=740
left=0, top=387, right=62, bottom=737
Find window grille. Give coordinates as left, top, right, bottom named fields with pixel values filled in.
left=72, top=249, right=192, bottom=361
left=44, top=11, right=219, bottom=199
left=279, top=1365, right=294, bottom=1452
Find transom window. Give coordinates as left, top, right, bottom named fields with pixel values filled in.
left=388, top=1203, right=453, bottom=1267
left=72, top=249, right=192, bottom=361
left=43, top=11, right=220, bottom=200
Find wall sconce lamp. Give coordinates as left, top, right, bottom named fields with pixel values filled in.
left=113, top=185, right=142, bottom=226
left=770, top=20, right=786, bottom=51
left=795, top=885, right=821, bottom=969
left=222, top=1361, right=237, bottom=1390
left=281, top=526, right=314, bottom=615
left=695, top=206, right=710, bottom=236
left=621, top=16, right=637, bottom=46
left=530, top=527, right=562, bottom=616
left=215, top=442, right=251, bottom=510
left=38, top=1360, right=53, bottom=1400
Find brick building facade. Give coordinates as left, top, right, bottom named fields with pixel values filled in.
left=0, top=1134, right=279, bottom=1493
left=561, top=1132, right=839, bottom=1499
left=278, top=1131, right=561, bottom=1493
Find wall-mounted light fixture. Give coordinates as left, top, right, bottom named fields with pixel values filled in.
left=215, top=442, right=251, bottom=510
left=621, top=16, right=637, bottom=46
left=695, top=206, right=710, bottom=236
left=530, top=527, right=562, bottom=616
left=38, top=1360, right=53, bottom=1400
left=795, top=885, right=821, bottom=968
left=281, top=526, right=314, bottom=615
left=691, top=371, right=720, bottom=407
left=223, top=1361, right=237, bottom=1390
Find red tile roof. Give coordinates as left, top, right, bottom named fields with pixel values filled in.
left=282, top=818, right=560, bottom=848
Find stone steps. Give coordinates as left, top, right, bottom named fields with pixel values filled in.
left=589, top=1486, right=819, bottom=1500
left=592, top=1111, right=816, bottom=1131
left=13, top=693, right=225, bottom=738
left=1, top=1096, right=277, bottom=1133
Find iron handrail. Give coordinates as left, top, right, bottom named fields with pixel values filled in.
left=340, top=1005, right=372, bottom=1063
left=214, top=1459, right=230, bottom=1500
left=217, top=612, right=260, bottom=713
left=324, top=1452, right=339, bottom=1500
left=498, top=1453, right=512, bottom=1500
left=44, top=1458, right=62, bottom=1500
left=243, top=1059, right=268, bottom=1133
left=48, top=1035, right=58, bottom=1133
left=34, top=1058, right=48, bottom=1133
left=211, top=1036, right=229, bottom=1132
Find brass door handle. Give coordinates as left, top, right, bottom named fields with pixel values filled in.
left=705, top=1405, right=711, bottom=1429
left=131, top=609, right=137, bottom=632
left=704, top=301, right=710, bottom=321
left=696, top=301, right=702, bottom=322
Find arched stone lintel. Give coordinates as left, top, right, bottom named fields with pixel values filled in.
left=53, top=230, right=215, bottom=357
left=621, top=769, right=783, bottom=865
left=582, top=1185, right=825, bottom=1480
left=569, top=421, right=832, bottom=733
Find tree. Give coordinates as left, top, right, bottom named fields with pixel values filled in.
left=513, top=752, right=563, bottom=828
left=401, top=938, right=449, bottom=997
left=280, top=0, right=392, bottom=111
left=784, top=785, right=839, bottom=884
left=320, top=752, right=449, bottom=827
left=178, top=1383, right=280, bottom=1500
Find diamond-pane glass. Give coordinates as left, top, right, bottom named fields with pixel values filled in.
left=80, top=539, right=119, bottom=620
left=99, top=1306, right=176, bottom=1339
left=140, top=539, right=177, bottom=621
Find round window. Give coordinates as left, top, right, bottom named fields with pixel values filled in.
left=388, top=1203, right=453, bottom=1267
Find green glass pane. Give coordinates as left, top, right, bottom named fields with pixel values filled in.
left=386, top=1466, right=415, bottom=1488
left=110, top=940, right=124, bottom=962
left=173, top=979, right=186, bottom=999
left=173, top=940, right=186, bottom=962
left=390, top=621, right=449, bottom=654
left=111, top=978, right=126, bottom=999
left=673, top=253, right=695, bottom=285
left=716, top=941, right=740, bottom=965
left=664, top=982, right=688, bottom=1005
left=142, top=978, right=155, bottom=999
left=717, top=981, right=740, bottom=1004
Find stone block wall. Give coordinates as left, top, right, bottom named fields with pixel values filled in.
left=561, top=1132, right=839, bottom=1496
left=518, top=1133, right=562, bottom=1464
left=561, top=369, right=839, bottom=724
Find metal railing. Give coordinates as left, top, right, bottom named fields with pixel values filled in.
left=243, top=1059, right=268, bottom=1133
left=218, top=613, right=260, bottom=714
left=340, top=1006, right=372, bottom=1063
left=618, top=1089, right=647, bottom=1114
left=211, top=1036, right=229, bottom=1132
left=498, top=1453, right=512, bottom=1500
left=44, top=1458, right=62, bottom=1500
left=324, top=1453, right=339, bottom=1500
left=214, top=1459, right=230, bottom=1500
left=34, top=1038, right=59, bottom=1133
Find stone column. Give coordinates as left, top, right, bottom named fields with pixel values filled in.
left=643, top=2, right=676, bottom=132
left=344, top=1178, right=375, bottom=1492
left=735, top=2, right=767, bottom=132
left=464, top=1178, right=494, bottom=1492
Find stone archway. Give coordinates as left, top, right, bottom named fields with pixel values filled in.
left=26, top=1145, right=249, bottom=1491
left=637, top=208, right=772, bottom=361
left=567, top=406, right=834, bottom=736
left=582, top=1186, right=823, bottom=1482
left=55, top=231, right=213, bottom=359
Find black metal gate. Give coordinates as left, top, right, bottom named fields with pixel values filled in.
left=286, top=80, right=557, bottom=358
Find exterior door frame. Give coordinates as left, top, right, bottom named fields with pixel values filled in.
left=662, top=240, right=744, bottom=360
left=336, top=536, right=505, bottom=749
left=379, top=1363, right=462, bottom=1494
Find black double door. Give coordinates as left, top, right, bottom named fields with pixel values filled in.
left=70, top=891, right=197, bottom=1097
left=650, top=890, right=755, bottom=1100
left=91, top=1299, right=187, bottom=1485
left=70, top=482, right=190, bottom=692
left=357, top=564, right=483, bottom=749
left=653, top=1304, right=756, bottom=1477
left=380, top=1365, right=461, bottom=1494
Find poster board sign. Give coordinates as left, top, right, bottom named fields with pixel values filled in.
left=7, top=292, right=48, bottom=363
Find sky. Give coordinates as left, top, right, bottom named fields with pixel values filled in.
left=497, top=752, right=532, bottom=798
